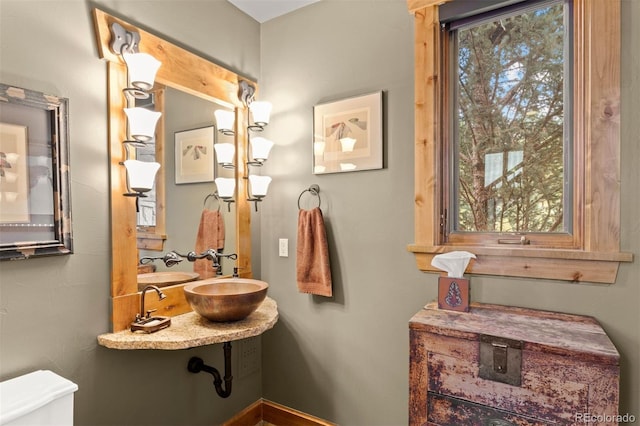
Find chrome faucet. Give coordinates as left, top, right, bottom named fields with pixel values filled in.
left=140, top=249, right=237, bottom=275
left=136, top=285, right=167, bottom=323
left=139, top=251, right=183, bottom=268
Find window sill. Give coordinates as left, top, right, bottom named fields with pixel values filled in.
left=407, top=244, right=633, bottom=284
left=137, top=232, right=167, bottom=251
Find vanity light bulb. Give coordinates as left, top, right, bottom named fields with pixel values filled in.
left=215, top=110, right=236, bottom=134
left=214, top=143, right=235, bottom=168
left=4, top=152, right=19, bottom=164
left=249, top=101, right=272, bottom=126
left=250, top=137, right=274, bottom=162
left=215, top=177, right=236, bottom=199
left=123, top=52, right=161, bottom=91
left=314, top=141, right=326, bottom=156
left=0, top=192, right=18, bottom=202
left=249, top=175, right=272, bottom=197
left=340, top=137, right=357, bottom=152
left=124, top=107, right=161, bottom=141
left=124, top=160, right=160, bottom=193
left=340, top=163, right=357, bottom=171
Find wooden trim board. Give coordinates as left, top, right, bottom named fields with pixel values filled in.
left=224, top=399, right=336, bottom=426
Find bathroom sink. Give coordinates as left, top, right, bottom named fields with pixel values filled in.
left=137, top=271, right=200, bottom=290
left=183, top=278, right=268, bottom=322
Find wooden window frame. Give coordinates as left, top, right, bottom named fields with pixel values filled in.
left=407, top=0, right=633, bottom=284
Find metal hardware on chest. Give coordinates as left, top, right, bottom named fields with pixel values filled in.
left=479, top=334, right=523, bottom=386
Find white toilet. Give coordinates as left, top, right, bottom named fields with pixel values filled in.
left=0, top=370, right=78, bottom=426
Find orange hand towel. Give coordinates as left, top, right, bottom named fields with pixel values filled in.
left=296, top=207, right=332, bottom=297
left=194, top=209, right=225, bottom=279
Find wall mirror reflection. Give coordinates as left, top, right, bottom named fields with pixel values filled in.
left=93, top=8, right=253, bottom=331
left=137, top=87, right=237, bottom=285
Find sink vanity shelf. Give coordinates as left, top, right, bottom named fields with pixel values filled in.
left=97, top=297, right=277, bottom=350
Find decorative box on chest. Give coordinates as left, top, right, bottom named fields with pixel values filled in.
left=409, top=302, right=620, bottom=426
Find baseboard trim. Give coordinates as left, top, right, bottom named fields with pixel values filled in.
left=223, top=399, right=336, bottom=426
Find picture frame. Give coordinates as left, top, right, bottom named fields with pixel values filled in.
left=0, top=83, right=73, bottom=260
left=313, top=91, right=383, bottom=174
left=174, top=125, right=215, bottom=184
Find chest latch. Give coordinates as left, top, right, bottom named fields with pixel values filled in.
left=479, top=334, right=523, bottom=386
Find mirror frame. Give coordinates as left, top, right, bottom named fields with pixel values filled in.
left=93, top=9, right=253, bottom=332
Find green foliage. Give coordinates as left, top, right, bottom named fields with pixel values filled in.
left=454, top=1, right=567, bottom=233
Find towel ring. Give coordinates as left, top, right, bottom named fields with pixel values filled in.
left=203, top=193, right=222, bottom=212
left=297, top=184, right=321, bottom=209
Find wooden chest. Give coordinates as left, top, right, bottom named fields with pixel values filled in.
left=409, top=302, right=620, bottom=426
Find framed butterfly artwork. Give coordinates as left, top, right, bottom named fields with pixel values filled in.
left=312, top=91, right=383, bottom=174
left=174, top=125, right=215, bottom=184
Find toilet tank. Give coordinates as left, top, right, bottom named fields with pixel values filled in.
left=0, top=370, right=78, bottom=426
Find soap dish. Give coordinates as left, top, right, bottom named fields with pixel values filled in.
left=130, top=316, right=171, bottom=333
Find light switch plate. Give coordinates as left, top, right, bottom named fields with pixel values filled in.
left=279, top=238, right=288, bottom=257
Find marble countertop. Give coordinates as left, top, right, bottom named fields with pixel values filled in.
left=97, top=297, right=278, bottom=350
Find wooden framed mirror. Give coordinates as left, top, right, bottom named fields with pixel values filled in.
left=93, top=9, right=253, bottom=332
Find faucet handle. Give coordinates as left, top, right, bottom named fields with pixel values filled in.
left=145, top=308, right=157, bottom=318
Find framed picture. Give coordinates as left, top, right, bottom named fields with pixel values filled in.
left=313, top=91, right=383, bottom=174
left=0, top=83, right=73, bottom=260
left=174, top=126, right=215, bottom=184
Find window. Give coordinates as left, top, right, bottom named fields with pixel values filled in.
left=444, top=0, right=575, bottom=248
left=407, top=0, right=632, bottom=283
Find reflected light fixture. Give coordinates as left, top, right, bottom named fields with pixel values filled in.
left=214, top=143, right=235, bottom=169
left=314, top=141, right=326, bottom=156
left=340, top=137, right=357, bottom=152
left=215, top=110, right=236, bottom=136
left=215, top=177, right=236, bottom=211
left=123, top=159, right=160, bottom=197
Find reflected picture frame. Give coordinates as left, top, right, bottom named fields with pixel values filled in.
left=0, top=83, right=73, bottom=260
left=174, top=125, right=215, bottom=184
left=313, top=91, right=383, bottom=174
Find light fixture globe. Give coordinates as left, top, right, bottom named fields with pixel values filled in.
left=214, top=110, right=236, bottom=135
left=248, top=175, right=272, bottom=198
left=215, top=177, right=236, bottom=199
left=124, top=160, right=160, bottom=196
left=214, top=143, right=235, bottom=168
left=249, top=101, right=272, bottom=128
left=250, top=137, right=274, bottom=164
left=123, top=52, right=161, bottom=92
left=124, top=107, right=161, bottom=142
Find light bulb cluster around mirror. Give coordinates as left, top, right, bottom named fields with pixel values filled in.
left=110, top=23, right=162, bottom=198
left=213, top=81, right=274, bottom=211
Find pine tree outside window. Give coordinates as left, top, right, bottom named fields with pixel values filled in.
left=444, top=0, right=575, bottom=247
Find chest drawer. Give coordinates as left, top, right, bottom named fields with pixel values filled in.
left=409, top=303, right=620, bottom=426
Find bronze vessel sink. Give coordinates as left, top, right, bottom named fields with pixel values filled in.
left=183, top=278, right=268, bottom=322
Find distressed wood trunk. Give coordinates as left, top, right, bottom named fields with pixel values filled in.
left=409, top=303, right=620, bottom=426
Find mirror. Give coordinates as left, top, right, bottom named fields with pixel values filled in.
left=93, top=9, right=253, bottom=332
left=137, top=87, right=237, bottom=280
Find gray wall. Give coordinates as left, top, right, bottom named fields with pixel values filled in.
left=0, top=1, right=261, bottom=425
left=259, top=0, right=640, bottom=424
